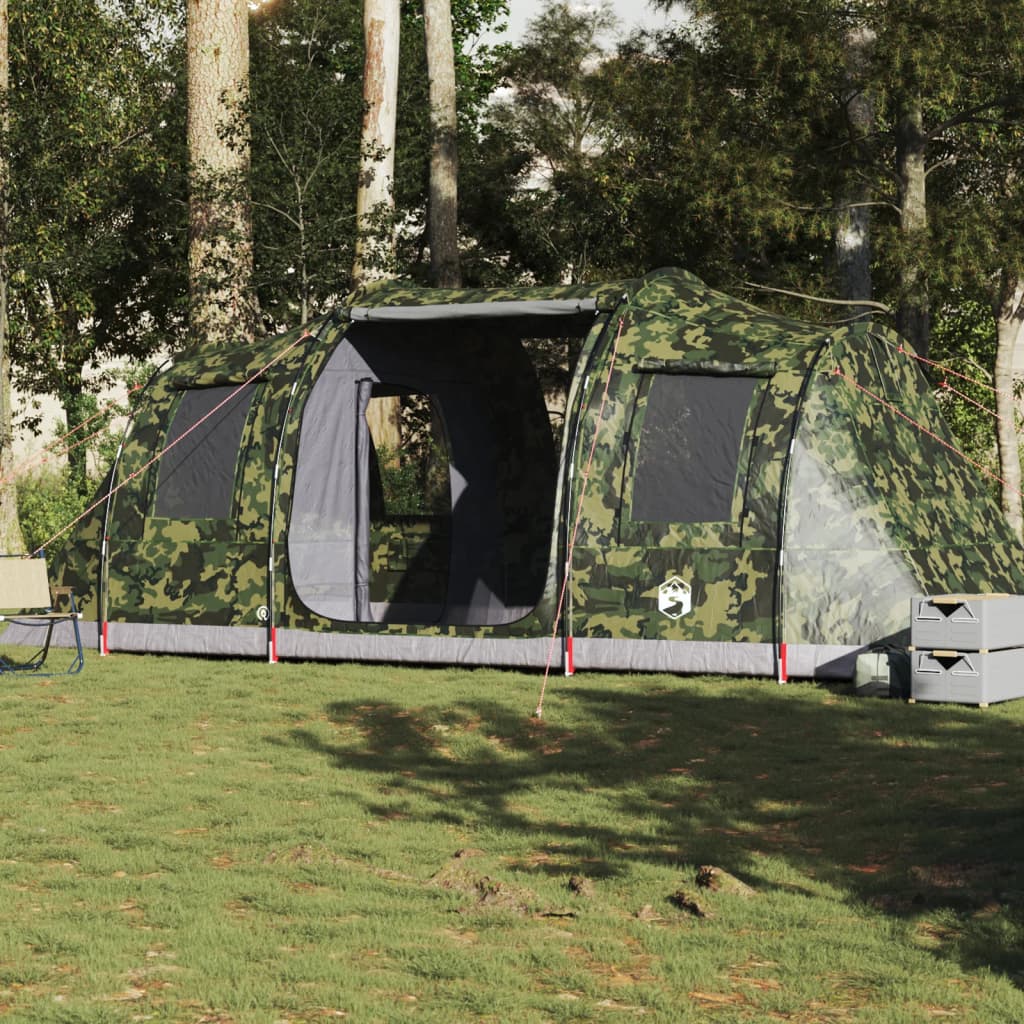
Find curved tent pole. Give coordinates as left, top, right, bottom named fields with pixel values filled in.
left=558, top=307, right=624, bottom=675
left=772, top=333, right=834, bottom=682
left=265, top=325, right=330, bottom=664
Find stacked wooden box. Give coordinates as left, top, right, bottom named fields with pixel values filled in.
left=909, top=594, right=1024, bottom=707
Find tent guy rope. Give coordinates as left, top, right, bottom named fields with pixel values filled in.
left=897, top=343, right=999, bottom=394
left=940, top=379, right=1000, bottom=419
left=29, top=333, right=314, bottom=557
left=833, top=366, right=1023, bottom=499
left=0, top=385, right=144, bottom=489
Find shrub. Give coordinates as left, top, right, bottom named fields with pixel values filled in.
left=16, top=470, right=94, bottom=557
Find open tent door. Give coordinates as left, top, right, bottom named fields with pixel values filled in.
left=289, top=304, right=599, bottom=628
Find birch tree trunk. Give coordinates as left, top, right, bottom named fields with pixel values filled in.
left=424, top=0, right=461, bottom=287
left=895, top=96, right=931, bottom=355
left=187, top=0, right=255, bottom=348
left=352, top=0, right=400, bottom=286
left=994, top=273, right=1024, bottom=540
left=0, top=0, right=24, bottom=553
left=354, top=0, right=401, bottom=451
left=834, top=23, right=875, bottom=317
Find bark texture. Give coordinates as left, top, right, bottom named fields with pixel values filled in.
left=352, top=0, right=400, bottom=287
left=187, top=0, right=255, bottom=348
left=834, top=24, right=875, bottom=318
left=994, top=274, right=1024, bottom=540
left=424, top=0, right=461, bottom=287
left=0, top=0, right=24, bottom=553
left=895, top=97, right=930, bottom=355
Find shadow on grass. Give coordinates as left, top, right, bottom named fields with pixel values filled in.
left=277, top=678, right=1024, bottom=986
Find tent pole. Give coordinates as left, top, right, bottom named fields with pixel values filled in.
left=98, top=359, right=167, bottom=656
left=266, top=330, right=321, bottom=664
left=773, top=335, right=833, bottom=683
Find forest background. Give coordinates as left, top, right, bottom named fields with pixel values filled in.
left=1, top=0, right=1023, bottom=553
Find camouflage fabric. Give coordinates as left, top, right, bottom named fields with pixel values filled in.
left=781, top=326, right=1024, bottom=645
left=345, top=278, right=632, bottom=313
left=566, top=268, right=1024, bottom=648
left=46, top=267, right=1024, bottom=668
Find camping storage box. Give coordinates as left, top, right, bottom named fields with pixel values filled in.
left=910, top=593, right=1024, bottom=706
left=911, top=594, right=1024, bottom=651
left=910, top=647, right=1024, bottom=706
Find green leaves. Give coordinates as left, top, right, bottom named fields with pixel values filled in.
left=7, top=0, right=186, bottom=427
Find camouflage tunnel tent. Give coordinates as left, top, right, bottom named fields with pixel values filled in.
left=22, top=267, right=1024, bottom=679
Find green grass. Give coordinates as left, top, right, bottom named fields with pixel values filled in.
left=0, top=648, right=1022, bottom=1022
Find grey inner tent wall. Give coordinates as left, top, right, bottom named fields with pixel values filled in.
left=288, top=321, right=563, bottom=627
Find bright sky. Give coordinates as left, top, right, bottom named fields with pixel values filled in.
left=485, top=0, right=677, bottom=43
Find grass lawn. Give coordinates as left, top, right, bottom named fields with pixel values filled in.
left=0, top=646, right=1022, bottom=1023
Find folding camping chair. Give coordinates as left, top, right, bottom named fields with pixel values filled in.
left=0, top=555, right=84, bottom=676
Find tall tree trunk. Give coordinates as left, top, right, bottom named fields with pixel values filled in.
left=352, top=0, right=400, bottom=286
left=424, top=0, right=461, bottom=288
left=354, top=0, right=401, bottom=450
left=994, top=273, right=1024, bottom=540
left=187, top=0, right=255, bottom=348
left=895, top=96, right=930, bottom=355
left=0, top=0, right=24, bottom=553
left=834, top=24, right=874, bottom=317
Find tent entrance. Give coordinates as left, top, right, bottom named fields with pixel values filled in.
left=289, top=318, right=582, bottom=628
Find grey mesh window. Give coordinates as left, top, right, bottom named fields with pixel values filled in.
left=153, top=387, right=253, bottom=519
left=631, top=375, right=756, bottom=524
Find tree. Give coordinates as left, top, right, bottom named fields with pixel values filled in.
left=0, top=0, right=22, bottom=552
left=834, top=21, right=876, bottom=316
left=993, top=275, right=1024, bottom=538
left=930, top=115, right=1024, bottom=538
left=249, top=1, right=355, bottom=326
left=352, top=0, right=401, bottom=286
left=247, top=0, right=504, bottom=306
left=665, top=0, right=1024, bottom=355
left=187, top=0, right=255, bottom=346
left=249, top=0, right=365, bottom=327
left=7, top=0, right=186, bottom=493
left=463, top=0, right=626, bottom=284
left=423, top=0, right=461, bottom=287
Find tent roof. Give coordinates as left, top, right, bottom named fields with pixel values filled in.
left=171, top=268, right=890, bottom=387
left=341, top=268, right=868, bottom=353
left=342, top=277, right=636, bottom=315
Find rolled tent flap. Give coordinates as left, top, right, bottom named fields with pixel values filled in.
left=354, top=379, right=374, bottom=623
left=348, top=298, right=600, bottom=322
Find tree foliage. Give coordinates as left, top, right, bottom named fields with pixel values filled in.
left=7, top=0, right=186, bottom=488
left=6, top=0, right=1024, bottom=531
left=248, top=0, right=506, bottom=318
left=249, top=0, right=366, bottom=324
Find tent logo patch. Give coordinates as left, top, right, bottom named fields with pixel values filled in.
left=658, top=576, right=691, bottom=620
left=256, top=605, right=270, bottom=623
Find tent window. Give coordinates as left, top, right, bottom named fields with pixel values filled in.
left=631, top=375, right=756, bottom=524
left=366, top=388, right=450, bottom=517
left=153, top=386, right=253, bottom=519
left=366, top=387, right=452, bottom=623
